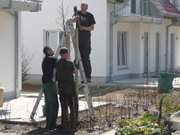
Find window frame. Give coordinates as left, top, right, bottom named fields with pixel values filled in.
left=43, top=30, right=63, bottom=51
left=131, top=0, right=137, bottom=14
left=117, top=31, right=128, bottom=69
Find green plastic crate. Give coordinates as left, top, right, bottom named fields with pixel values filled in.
left=158, top=73, right=174, bottom=93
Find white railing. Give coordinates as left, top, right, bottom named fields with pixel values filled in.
left=14, top=0, right=42, bottom=2
left=0, top=0, right=42, bottom=11
left=113, top=0, right=161, bottom=19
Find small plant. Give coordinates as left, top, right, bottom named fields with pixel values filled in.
left=117, top=112, right=166, bottom=135
left=161, top=94, right=180, bottom=117
left=21, top=46, right=32, bottom=83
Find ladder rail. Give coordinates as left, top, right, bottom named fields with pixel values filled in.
left=30, top=88, right=43, bottom=120
left=72, top=27, right=94, bottom=116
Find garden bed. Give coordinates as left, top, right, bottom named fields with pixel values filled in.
left=0, top=88, right=179, bottom=135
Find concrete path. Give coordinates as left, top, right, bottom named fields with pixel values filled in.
left=112, top=77, right=180, bottom=89
left=0, top=93, right=107, bottom=123
left=101, top=130, right=116, bottom=135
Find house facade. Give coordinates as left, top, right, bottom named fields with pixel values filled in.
left=108, top=0, right=180, bottom=80
left=22, top=0, right=180, bottom=83
left=21, top=0, right=108, bottom=83
left=0, top=0, right=41, bottom=100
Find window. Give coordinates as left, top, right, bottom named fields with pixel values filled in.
left=155, top=32, right=160, bottom=72
left=140, top=0, right=152, bottom=16
left=143, top=0, right=151, bottom=16
left=117, top=31, right=128, bottom=66
left=44, top=30, right=64, bottom=51
left=131, top=0, right=136, bottom=14
left=170, top=0, right=177, bottom=5
left=170, top=33, right=175, bottom=71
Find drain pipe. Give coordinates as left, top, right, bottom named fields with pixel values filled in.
left=107, top=1, right=118, bottom=82
left=165, top=23, right=174, bottom=72
left=108, top=13, right=114, bottom=82
left=14, top=12, right=20, bottom=98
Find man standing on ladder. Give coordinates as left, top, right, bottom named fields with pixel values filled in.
left=73, top=2, right=96, bottom=82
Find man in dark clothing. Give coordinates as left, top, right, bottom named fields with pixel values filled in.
left=56, top=47, right=78, bottom=130
left=42, top=46, right=59, bottom=130
left=74, top=3, right=96, bottom=82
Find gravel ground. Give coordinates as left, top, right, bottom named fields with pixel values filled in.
left=0, top=88, right=179, bottom=135
left=0, top=105, right=121, bottom=135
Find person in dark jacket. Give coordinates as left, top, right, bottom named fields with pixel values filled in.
left=42, top=46, right=59, bottom=130
left=73, top=3, right=96, bottom=82
left=56, top=47, right=78, bottom=130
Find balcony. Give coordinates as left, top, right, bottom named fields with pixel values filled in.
left=111, top=0, right=162, bottom=23
left=0, top=0, right=42, bottom=12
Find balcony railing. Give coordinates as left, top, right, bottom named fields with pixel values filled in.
left=0, top=0, right=42, bottom=12
left=113, top=0, right=161, bottom=19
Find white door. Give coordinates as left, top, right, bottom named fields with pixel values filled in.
left=43, top=30, right=64, bottom=51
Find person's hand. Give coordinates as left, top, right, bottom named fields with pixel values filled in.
left=73, top=59, right=79, bottom=69
left=72, top=16, right=80, bottom=22
left=79, top=26, right=85, bottom=31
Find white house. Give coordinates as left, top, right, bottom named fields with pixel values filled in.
left=21, top=0, right=180, bottom=83
left=0, top=0, right=41, bottom=100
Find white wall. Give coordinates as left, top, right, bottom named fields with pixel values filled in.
left=21, top=0, right=108, bottom=82
left=111, top=18, right=179, bottom=77
left=0, top=11, right=15, bottom=98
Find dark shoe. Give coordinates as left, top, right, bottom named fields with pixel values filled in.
left=81, top=81, right=84, bottom=84
left=87, top=78, right=91, bottom=83
left=58, top=124, right=66, bottom=129
left=79, top=85, right=85, bottom=90
left=71, top=121, right=80, bottom=132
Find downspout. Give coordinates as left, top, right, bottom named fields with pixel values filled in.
left=108, top=1, right=117, bottom=82
left=14, top=11, right=19, bottom=98
left=108, top=12, right=114, bottom=82
left=6, top=11, right=19, bottom=98
left=165, top=23, right=174, bottom=72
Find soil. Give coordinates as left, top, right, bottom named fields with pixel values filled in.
left=22, top=83, right=41, bottom=92
left=0, top=105, right=126, bottom=135
left=1, top=85, right=180, bottom=135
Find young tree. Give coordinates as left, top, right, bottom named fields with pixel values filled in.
left=21, top=45, right=32, bottom=83
left=57, top=0, right=71, bottom=51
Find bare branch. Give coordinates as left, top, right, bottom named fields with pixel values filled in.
left=57, top=0, right=69, bottom=33
left=21, top=45, right=32, bottom=83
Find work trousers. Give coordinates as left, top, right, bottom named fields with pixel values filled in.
left=58, top=87, right=78, bottom=129
left=79, top=38, right=92, bottom=80
left=42, top=82, right=59, bottom=130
